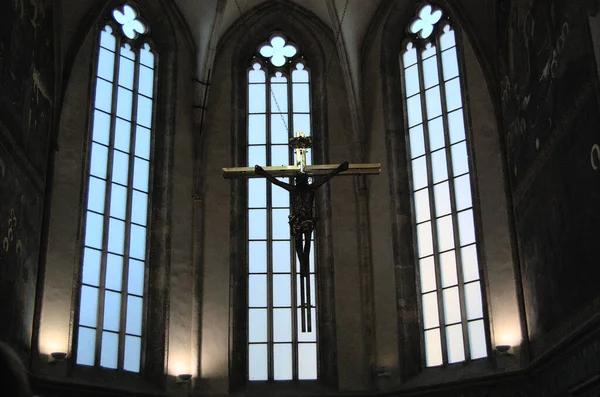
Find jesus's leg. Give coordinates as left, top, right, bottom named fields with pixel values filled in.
left=295, top=233, right=307, bottom=332
left=302, top=230, right=312, bottom=332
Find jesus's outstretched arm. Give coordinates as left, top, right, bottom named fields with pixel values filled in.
left=255, top=165, right=294, bottom=191
left=312, top=161, right=349, bottom=189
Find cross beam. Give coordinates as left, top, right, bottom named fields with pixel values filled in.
left=222, top=163, right=381, bottom=179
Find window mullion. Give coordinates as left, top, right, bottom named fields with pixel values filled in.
left=417, top=44, right=448, bottom=366
left=435, top=35, right=472, bottom=362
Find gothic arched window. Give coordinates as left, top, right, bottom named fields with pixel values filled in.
left=75, top=4, right=156, bottom=373
left=401, top=4, right=488, bottom=367
left=246, top=33, right=317, bottom=381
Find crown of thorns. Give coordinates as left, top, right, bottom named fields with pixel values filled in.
left=289, top=135, right=313, bottom=149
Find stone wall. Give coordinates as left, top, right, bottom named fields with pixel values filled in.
left=0, top=0, right=54, bottom=355
left=499, top=0, right=600, bottom=357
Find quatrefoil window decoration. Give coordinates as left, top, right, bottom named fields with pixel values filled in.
left=409, top=4, right=443, bottom=39
left=259, top=35, right=297, bottom=67
left=112, top=4, right=147, bottom=40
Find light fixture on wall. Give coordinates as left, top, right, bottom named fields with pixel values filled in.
left=48, top=352, right=67, bottom=363
left=495, top=345, right=512, bottom=355
left=177, top=374, right=192, bottom=384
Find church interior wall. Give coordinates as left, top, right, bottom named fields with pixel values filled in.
left=1, top=0, right=600, bottom=396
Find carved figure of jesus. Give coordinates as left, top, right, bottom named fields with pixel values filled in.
left=254, top=162, right=349, bottom=278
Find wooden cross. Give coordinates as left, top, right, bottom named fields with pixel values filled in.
left=223, top=133, right=380, bottom=332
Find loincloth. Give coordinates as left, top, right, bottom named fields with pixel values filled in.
left=288, top=214, right=317, bottom=235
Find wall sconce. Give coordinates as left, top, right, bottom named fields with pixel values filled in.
left=177, top=374, right=192, bottom=384
left=48, top=352, right=67, bottom=363
left=495, top=345, right=512, bottom=355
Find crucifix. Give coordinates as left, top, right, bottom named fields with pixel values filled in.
left=223, top=132, right=380, bottom=332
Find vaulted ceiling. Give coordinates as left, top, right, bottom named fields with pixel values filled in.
left=174, top=0, right=384, bottom=97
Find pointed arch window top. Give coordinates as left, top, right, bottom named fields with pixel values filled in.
left=409, top=4, right=443, bottom=39
left=112, top=4, right=147, bottom=40
left=259, top=35, right=297, bottom=67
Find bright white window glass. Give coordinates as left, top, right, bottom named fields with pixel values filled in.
left=293, top=114, right=310, bottom=137
left=424, top=328, right=443, bottom=366
left=128, top=259, right=145, bottom=296
left=425, top=86, right=442, bottom=119
left=454, top=174, right=472, bottom=211
left=446, top=324, right=466, bottom=363
left=293, top=83, right=310, bottom=113
left=248, top=179, right=267, bottom=208
left=249, top=63, right=266, bottom=83
left=272, top=209, right=290, bottom=239
left=414, top=188, right=431, bottom=223
left=129, top=225, right=147, bottom=260
left=457, top=210, right=476, bottom=246
left=274, top=344, right=293, bottom=380
left=82, top=248, right=102, bottom=286
left=428, top=117, right=445, bottom=151
left=131, top=191, right=148, bottom=225
left=249, top=242, right=267, bottom=274
left=249, top=275, right=267, bottom=307
left=422, top=56, right=439, bottom=89
left=273, top=309, right=292, bottom=341
left=442, top=287, right=461, bottom=324
left=78, top=23, right=154, bottom=372
left=88, top=177, right=106, bottom=213
left=412, top=157, right=428, bottom=190
left=407, top=95, right=423, bottom=127
left=98, top=48, right=115, bottom=81
left=404, top=64, right=420, bottom=97
left=403, top=23, right=487, bottom=366
left=105, top=254, right=123, bottom=291
left=107, top=218, right=125, bottom=254
left=249, top=344, right=268, bottom=381
left=431, top=149, right=448, bottom=183
left=80, top=286, right=99, bottom=327
left=116, top=87, right=133, bottom=120
left=409, top=125, right=425, bottom=158
left=126, top=296, right=143, bottom=335
left=271, top=145, right=289, bottom=166
left=468, top=320, right=487, bottom=359
left=447, top=110, right=465, bottom=144
left=101, top=331, right=119, bottom=368
left=110, top=184, right=127, bottom=220
left=442, top=47, right=459, bottom=81
left=270, top=81, right=288, bottom=113
left=118, top=55, right=135, bottom=89
left=436, top=215, right=454, bottom=252
left=439, top=251, right=458, bottom=288
left=272, top=276, right=291, bottom=307
left=135, top=126, right=151, bottom=159
left=422, top=291, right=439, bottom=329
left=461, top=245, right=479, bottom=282
left=416, top=221, right=433, bottom=258
left=76, top=327, right=96, bottom=365
left=298, top=344, right=317, bottom=380
left=85, top=212, right=104, bottom=249
left=249, top=309, right=268, bottom=342
left=272, top=241, right=290, bottom=272
left=90, top=143, right=109, bottom=179
left=464, top=281, right=483, bottom=320
left=445, top=78, right=462, bottom=111
left=248, top=210, right=267, bottom=240
left=248, top=146, right=266, bottom=167
left=249, top=84, right=266, bottom=113
left=434, top=181, right=451, bottom=217
left=124, top=336, right=142, bottom=372
left=103, top=291, right=121, bottom=331
left=249, top=114, right=267, bottom=145
left=95, top=79, right=113, bottom=112
left=419, top=256, right=436, bottom=293
left=93, top=111, right=111, bottom=145
left=272, top=178, right=289, bottom=207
